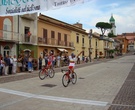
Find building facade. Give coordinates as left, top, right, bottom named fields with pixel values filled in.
left=0, top=16, right=18, bottom=57
left=13, top=13, right=38, bottom=58
left=117, top=33, right=135, bottom=51
left=37, top=14, right=74, bottom=58
left=70, top=22, right=89, bottom=60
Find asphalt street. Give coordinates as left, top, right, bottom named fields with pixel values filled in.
left=0, top=54, right=135, bottom=110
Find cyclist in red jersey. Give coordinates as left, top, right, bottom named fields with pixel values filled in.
left=47, top=52, right=53, bottom=69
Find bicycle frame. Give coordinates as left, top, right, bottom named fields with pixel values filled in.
left=61, top=69, right=71, bottom=78
left=61, top=69, right=77, bottom=87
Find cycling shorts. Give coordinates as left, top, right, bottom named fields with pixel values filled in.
left=68, top=66, right=74, bottom=70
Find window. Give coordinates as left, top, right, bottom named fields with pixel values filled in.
left=76, top=34, right=79, bottom=43
left=64, top=34, right=67, bottom=46
left=4, top=45, right=10, bottom=57
left=43, top=29, right=47, bottom=44
left=51, top=31, right=55, bottom=38
left=3, top=18, right=11, bottom=31
left=43, top=29, right=47, bottom=38
left=3, top=24, right=7, bottom=31
left=58, top=32, right=61, bottom=40
left=64, top=34, right=67, bottom=41
left=58, top=33, right=61, bottom=45
left=24, top=27, right=30, bottom=42
left=82, top=37, right=84, bottom=44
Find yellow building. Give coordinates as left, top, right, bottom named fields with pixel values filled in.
left=70, top=23, right=89, bottom=60
left=92, top=32, right=100, bottom=58
left=37, top=14, right=74, bottom=58
left=92, top=32, right=115, bottom=58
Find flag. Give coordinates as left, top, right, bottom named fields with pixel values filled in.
left=0, top=0, right=84, bottom=16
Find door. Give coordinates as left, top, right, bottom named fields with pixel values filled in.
left=4, top=46, right=10, bottom=57
left=25, top=27, right=30, bottom=42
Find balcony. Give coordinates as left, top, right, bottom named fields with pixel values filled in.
left=38, top=37, right=74, bottom=48
left=20, top=34, right=37, bottom=44
left=20, top=13, right=37, bottom=20
left=0, top=30, right=19, bottom=42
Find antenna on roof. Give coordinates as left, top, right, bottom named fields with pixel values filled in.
left=77, top=20, right=80, bottom=23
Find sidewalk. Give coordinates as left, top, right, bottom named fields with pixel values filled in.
left=108, top=63, right=135, bottom=110
left=0, top=53, right=128, bottom=84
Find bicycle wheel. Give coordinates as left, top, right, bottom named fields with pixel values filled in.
left=39, top=69, right=46, bottom=80
left=48, top=69, right=55, bottom=78
left=71, top=72, right=77, bottom=84
left=62, top=74, right=70, bottom=87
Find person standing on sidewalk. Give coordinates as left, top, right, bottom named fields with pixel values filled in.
left=38, top=56, right=42, bottom=70
left=0, top=57, right=4, bottom=76
left=0, top=54, right=2, bottom=76
left=0, top=54, right=3, bottom=76
left=4, top=54, right=10, bottom=75
left=57, top=54, right=61, bottom=67
left=12, top=55, right=17, bottom=74
left=9, top=56, right=13, bottom=75
left=28, top=55, right=33, bottom=73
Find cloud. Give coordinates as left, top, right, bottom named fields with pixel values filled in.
left=43, top=0, right=135, bottom=35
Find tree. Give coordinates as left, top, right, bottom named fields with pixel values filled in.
left=108, top=32, right=117, bottom=37
left=95, top=22, right=112, bottom=37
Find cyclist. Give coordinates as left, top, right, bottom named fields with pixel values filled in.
left=69, top=53, right=76, bottom=73
left=66, top=53, right=76, bottom=82
left=47, top=51, right=54, bottom=69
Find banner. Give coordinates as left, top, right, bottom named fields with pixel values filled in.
left=0, top=0, right=84, bottom=16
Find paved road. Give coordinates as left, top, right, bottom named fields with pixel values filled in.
left=0, top=54, right=135, bottom=110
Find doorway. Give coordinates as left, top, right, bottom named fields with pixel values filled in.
left=4, top=46, right=10, bottom=57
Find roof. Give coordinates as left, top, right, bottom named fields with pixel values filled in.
left=109, top=15, right=115, bottom=22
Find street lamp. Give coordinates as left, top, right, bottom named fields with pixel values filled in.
left=88, top=29, right=92, bottom=62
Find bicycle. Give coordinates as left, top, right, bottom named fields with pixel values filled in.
left=39, top=66, right=55, bottom=80
left=61, top=69, right=77, bottom=87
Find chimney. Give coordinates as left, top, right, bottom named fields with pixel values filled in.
left=73, top=22, right=82, bottom=28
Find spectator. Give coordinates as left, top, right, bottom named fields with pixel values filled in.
left=9, top=56, right=13, bottom=74
left=17, top=55, right=23, bottom=72
left=0, top=54, right=4, bottom=76
left=28, top=55, right=33, bottom=72
left=0, top=57, right=5, bottom=76
left=38, top=56, right=42, bottom=70
left=0, top=54, right=2, bottom=76
left=12, top=55, right=17, bottom=74
left=77, top=56, right=80, bottom=64
left=23, top=54, right=28, bottom=71
left=57, top=54, right=61, bottom=67
left=4, top=54, right=10, bottom=75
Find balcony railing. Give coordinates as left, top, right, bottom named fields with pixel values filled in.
left=38, top=37, right=74, bottom=47
left=20, top=34, right=37, bottom=44
left=0, top=30, right=19, bottom=42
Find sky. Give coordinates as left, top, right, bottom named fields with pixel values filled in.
left=42, top=0, right=135, bottom=35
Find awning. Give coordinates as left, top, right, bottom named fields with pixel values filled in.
left=57, top=48, right=68, bottom=52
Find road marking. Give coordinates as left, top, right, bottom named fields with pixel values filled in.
left=0, top=88, right=108, bottom=106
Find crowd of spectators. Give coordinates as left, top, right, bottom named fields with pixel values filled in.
left=0, top=52, right=89, bottom=76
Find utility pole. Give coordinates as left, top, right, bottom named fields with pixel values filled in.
left=17, top=15, right=20, bottom=57
left=88, top=29, right=92, bottom=62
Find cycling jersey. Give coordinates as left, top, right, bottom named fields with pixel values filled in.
left=69, top=56, right=76, bottom=70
